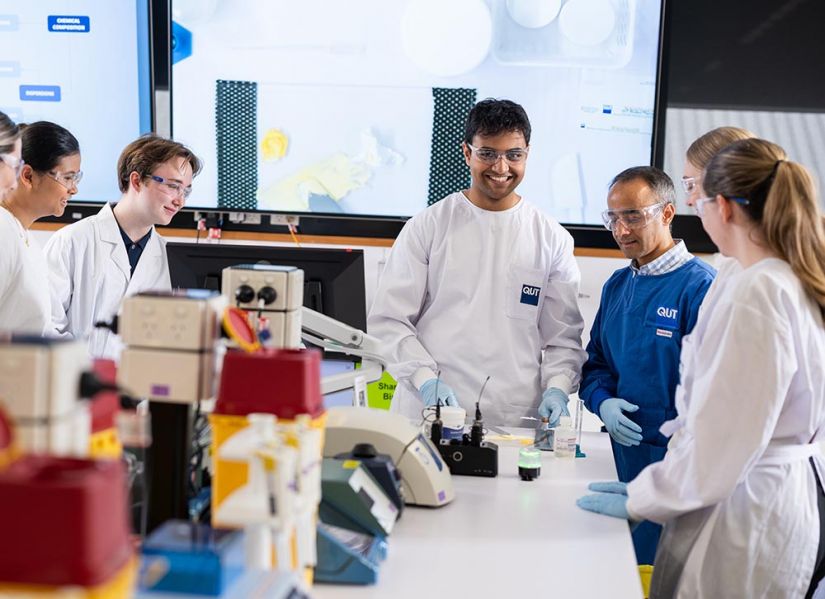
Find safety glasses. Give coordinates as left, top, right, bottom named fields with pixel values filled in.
left=601, top=202, right=666, bottom=231
left=693, top=195, right=750, bottom=217
left=466, top=143, right=529, bottom=165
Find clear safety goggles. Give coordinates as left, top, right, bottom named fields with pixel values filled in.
left=601, top=202, right=666, bottom=231
left=693, top=195, right=750, bottom=217
left=47, top=169, right=83, bottom=189
left=466, top=143, right=529, bottom=165
left=149, top=174, right=192, bottom=200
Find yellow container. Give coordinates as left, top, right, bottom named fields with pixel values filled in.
left=0, top=556, right=136, bottom=598
left=209, top=411, right=326, bottom=513
left=638, top=564, right=654, bottom=598
left=88, top=428, right=123, bottom=460
left=209, top=411, right=326, bottom=585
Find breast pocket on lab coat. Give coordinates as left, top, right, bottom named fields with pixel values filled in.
left=643, top=313, right=684, bottom=346
left=505, top=265, right=546, bottom=323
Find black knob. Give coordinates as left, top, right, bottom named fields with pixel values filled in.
left=235, top=284, right=255, bottom=304
left=257, top=286, right=277, bottom=305
left=351, top=443, right=377, bottom=458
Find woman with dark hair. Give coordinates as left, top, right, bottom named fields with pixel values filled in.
left=0, top=120, right=80, bottom=334
left=579, top=138, right=825, bottom=598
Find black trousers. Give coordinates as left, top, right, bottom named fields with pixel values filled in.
left=806, top=457, right=825, bottom=599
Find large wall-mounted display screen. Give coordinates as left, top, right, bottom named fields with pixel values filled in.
left=0, top=1, right=153, bottom=203
left=172, top=0, right=665, bottom=224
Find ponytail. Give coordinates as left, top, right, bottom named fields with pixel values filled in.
left=704, top=138, right=825, bottom=320
left=762, top=160, right=825, bottom=319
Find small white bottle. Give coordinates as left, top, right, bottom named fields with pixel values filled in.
left=553, top=416, right=577, bottom=458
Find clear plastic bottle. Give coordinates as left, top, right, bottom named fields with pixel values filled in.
left=553, top=416, right=576, bottom=458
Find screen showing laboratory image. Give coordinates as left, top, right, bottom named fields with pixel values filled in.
left=0, top=0, right=153, bottom=203
left=171, top=0, right=664, bottom=225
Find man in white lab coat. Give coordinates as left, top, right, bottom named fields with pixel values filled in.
left=44, top=135, right=202, bottom=359
left=368, top=99, right=586, bottom=426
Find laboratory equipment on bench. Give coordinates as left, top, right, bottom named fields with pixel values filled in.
left=315, top=458, right=397, bottom=585
left=117, top=289, right=225, bottom=404
left=431, top=376, right=499, bottom=477
left=315, top=522, right=387, bottom=586
left=334, top=443, right=404, bottom=516
left=301, top=305, right=385, bottom=396
left=575, top=396, right=587, bottom=458
left=222, top=263, right=387, bottom=395
left=211, top=352, right=324, bottom=586
left=138, top=520, right=307, bottom=598
left=554, top=416, right=577, bottom=458
left=222, top=264, right=304, bottom=347
left=0, top=336, right=92, bottom=456
left=139, top=521, right=244, bottom=596
left=116, top=289, right=227, bottom=533
left=323, top=406, right=454, bottom=507
left=423, top=404, right=465, bottom=440
left=0, top=412, right=136, bottom=597
left=213, top=414, right=299, bottom=572
left=319, top=458, right=398, bottom=537
left=518, top=446, right=542, bottom=481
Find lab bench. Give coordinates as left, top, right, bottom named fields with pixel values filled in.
left=313, top=430, right=643, bottom=598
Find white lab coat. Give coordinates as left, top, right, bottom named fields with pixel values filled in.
left=368, top=192, right=586, bottom=427
left=44, top=203, right=171, bottom=360
left=0, top=207, right=51, bottom=335
left=627, top=258, right=825, bottom=599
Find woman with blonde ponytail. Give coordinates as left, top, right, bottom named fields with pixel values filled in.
left=578, top=138, right=825, bottom=598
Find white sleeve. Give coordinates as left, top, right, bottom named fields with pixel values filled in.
left=626, top=299, right=794, bottom=524
left=43, top=231, right=75, bottom=338
left=0, top=224, right=20, bottom=313
left=539, top=230, right=586, bottom=394
left=367, top=219, right=437, bottom=387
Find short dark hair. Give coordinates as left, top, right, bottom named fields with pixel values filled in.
left=117, top=134, right=202, bottom=193
left=20, top=121, right=80, bottom=172
left=609, top=166, right=676, bottom=205
left=464, top=98, right=531, bottom=145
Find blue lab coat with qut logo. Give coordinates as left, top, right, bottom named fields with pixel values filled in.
left=580, top=258, right=715, bottom=564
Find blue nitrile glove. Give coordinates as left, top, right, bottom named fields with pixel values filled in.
left=588, top=481, right=628, bottom=495
left=576, top=492, right=629, bottom=520
left=538, top=387, right=569, bottom=427
left=599, top=397, right=643, bottom=447
left=419, top=378, right=459, bottom=408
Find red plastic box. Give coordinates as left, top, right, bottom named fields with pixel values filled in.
left=0, top=456, right=132, bottom=587
left=215, top=348, right=323, bottom=419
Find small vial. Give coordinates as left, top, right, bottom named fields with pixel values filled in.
left=518, top=446, right=542, bottom=481
left=553, top=416, right=576, bottom=458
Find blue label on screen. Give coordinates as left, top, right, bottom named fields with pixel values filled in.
left=19, top=85, right=61, bottom=102
left=47, top=15, right=90, bottom=33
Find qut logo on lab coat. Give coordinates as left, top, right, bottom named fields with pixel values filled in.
left=520, top=284, right=541, bottom=306
left=655, top=306, right=679, bottom=329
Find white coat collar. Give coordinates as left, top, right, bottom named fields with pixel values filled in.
left=96, top=204, right=130, bottom=282
left=96, top=203, right=162, bottom=284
